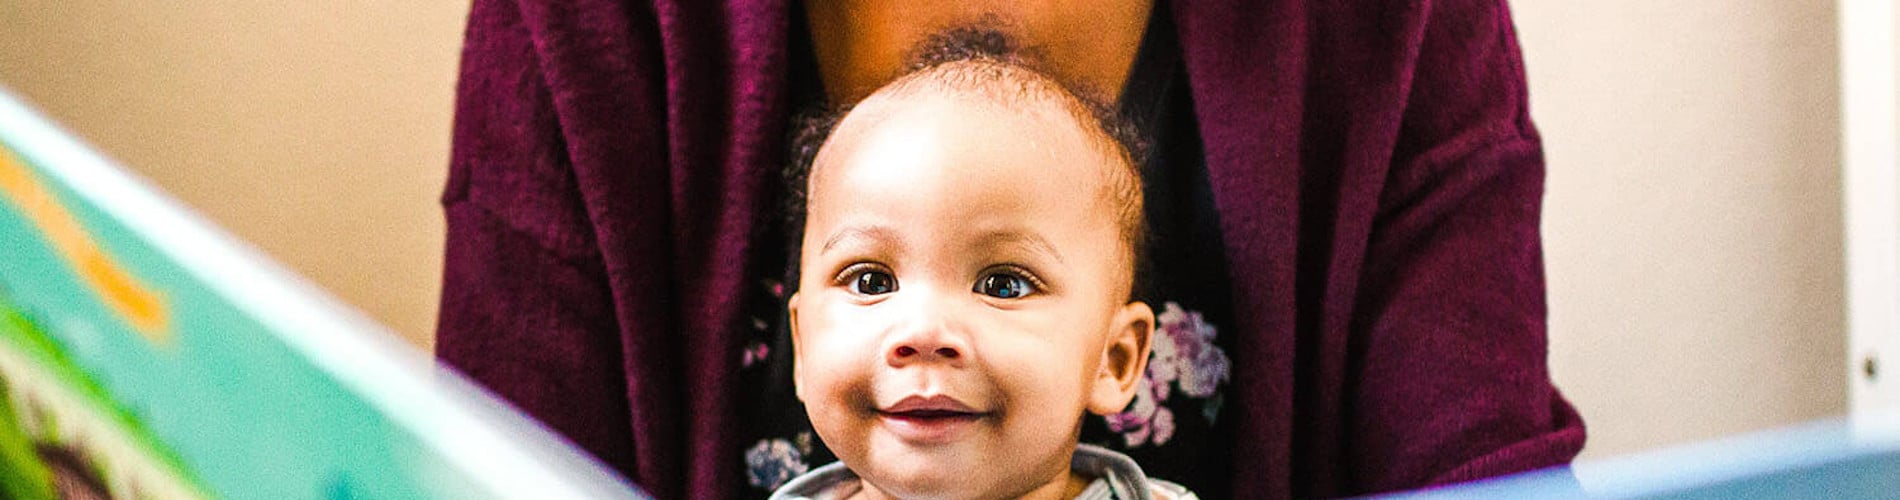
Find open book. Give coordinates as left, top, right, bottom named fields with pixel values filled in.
left=0, top=88, right=645, bottom=499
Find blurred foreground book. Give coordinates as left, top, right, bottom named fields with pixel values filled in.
left=0, top=88, right=645, bottom=499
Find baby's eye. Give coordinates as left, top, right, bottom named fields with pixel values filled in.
left=849, top=268, right=898, bottom=296
left=974, top=272, right=1036, bottom=299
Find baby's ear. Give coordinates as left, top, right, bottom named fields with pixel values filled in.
left=1088, top=301, right=1154, bottom=415
left=788, top=292, right=806, bottom=402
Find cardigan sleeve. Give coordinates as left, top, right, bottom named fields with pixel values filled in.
left=435, top=0, right=638, bottom=479
left=437, top=1, right=785, bottom=497
left=1347, top=0, right=1584, bottom=491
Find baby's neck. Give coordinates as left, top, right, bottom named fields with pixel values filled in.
left=849, top=469, right=1091, bottom=500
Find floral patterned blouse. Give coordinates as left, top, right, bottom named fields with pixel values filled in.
left=737, top=8, right=1239, bottom=498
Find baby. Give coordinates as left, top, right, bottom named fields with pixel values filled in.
left=774, top=30, right=1197, bottom=500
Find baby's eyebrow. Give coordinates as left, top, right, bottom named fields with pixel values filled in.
left=821, top=225, right=902, bottom=254
left=973, top=230, right=1064, bottom=264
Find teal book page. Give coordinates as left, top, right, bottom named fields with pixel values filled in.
left=0, top=89, right=642, bottom=499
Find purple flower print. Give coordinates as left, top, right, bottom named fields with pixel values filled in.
left=1105, top=376, right=1176, bottom=447
left=744, top=438, right=809, bottom=490
left=741, top=342, right=770, bottom=368
left=1154, top=302, right=1230, bottom=398
left=766, top=279, right=785, bottom=298
left=1150, top=404, right=1176, bottom=444
left=1101, top=302, right=1230, bottom=447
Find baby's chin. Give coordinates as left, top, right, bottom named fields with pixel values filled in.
left=853, top=435, right=1060, bottom=500
left=854, top=438, right=997, bottom=498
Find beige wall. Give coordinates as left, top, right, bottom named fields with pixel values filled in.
left=1514, top=1, right=1846, bottom=457
left=0, top=1, right=468, bottom=346
left=0, top=1, right=1847, bottom=460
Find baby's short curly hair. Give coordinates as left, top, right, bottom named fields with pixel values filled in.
left=785, top=24, right=1149, bottom=297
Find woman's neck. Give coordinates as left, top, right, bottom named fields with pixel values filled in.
left=803, top=0, right=1155, bottom=104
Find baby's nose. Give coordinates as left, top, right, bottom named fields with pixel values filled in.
left=893, top=344, right=961, bottom=359
left=885, top=323, right=970, bottom=367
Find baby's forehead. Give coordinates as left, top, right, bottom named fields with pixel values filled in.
left=820, top=59, right=1140, bottom=207
left=819, top=93, right=1116, bottom=190
left=852, top=62, right=1098, bottom=133
left=815, top=95, right=1124, bottom=210
left=820, top=66, right=1121, bottom=178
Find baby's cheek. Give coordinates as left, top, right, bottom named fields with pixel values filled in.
left=993, top=337, right=1089, bottom=401
left=801, top=325, right=877, bottom=399
left=802, top=344, right=877, bottom=465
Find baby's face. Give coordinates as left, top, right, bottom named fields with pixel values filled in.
left=789, top=90, right=1152, bottom=500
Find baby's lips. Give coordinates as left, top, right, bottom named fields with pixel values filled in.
left=881, top=394, right=980, bottom=414
left=876, top=394, right=988, bottom=444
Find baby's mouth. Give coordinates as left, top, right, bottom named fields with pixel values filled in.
left=883, top=408, right=981, bottom=419
left=879, top=394, right=984, bottom=416
left=876, top=395, right=988, bottom=442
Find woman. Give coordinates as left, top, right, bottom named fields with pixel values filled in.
left=435, top=1, right=1584, bottom=498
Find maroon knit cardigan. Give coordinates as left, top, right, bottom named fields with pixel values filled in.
left=436, top=0, right=1586, bottom=498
